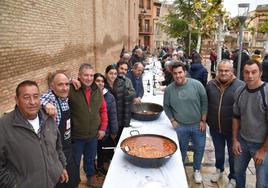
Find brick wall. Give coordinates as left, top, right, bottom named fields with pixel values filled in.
left=0, top=0, right=139, bottom=114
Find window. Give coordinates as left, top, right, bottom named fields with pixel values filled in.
left=139, top=0, right=144, bottom=8
left=145, top=20, right=150, bottom=32
left=155, top=24, right=161, bottom=35
left=156, top=7, right=160, bottom=17
left=147, top=0, right=151, bottom=9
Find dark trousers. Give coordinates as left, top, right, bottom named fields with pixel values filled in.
left=210, top=128, right=235, bottom=180
left=97, top=136, right=115, bottom=168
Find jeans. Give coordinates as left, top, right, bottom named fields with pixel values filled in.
left=234, top=133, right=268, bottom=188
left=210, top=128, right=235, bottom=180
left=72, top=138, right=97, bottom=179
left=175, top=123, right=206, bottom=170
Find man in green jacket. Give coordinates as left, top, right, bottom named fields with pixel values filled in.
left=164, top=62, right=208, bottom=184
left=0, top=80, right=68, bottom=188
left=69, top=63, right=108, bottom=188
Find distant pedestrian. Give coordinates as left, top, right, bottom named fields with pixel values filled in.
left=189, top=53, right=208, bottom=87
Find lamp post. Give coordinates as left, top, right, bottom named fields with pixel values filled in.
left=237, top=3, right=249, bottom=80
left=188, top=24, right=192, bottom=57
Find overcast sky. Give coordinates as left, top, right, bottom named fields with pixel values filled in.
left=223, top=0, right=267, bottom=17
left=161, top=0, right=267, bottom=17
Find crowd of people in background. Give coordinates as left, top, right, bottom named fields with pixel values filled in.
left=0, top=42, right=268, bottom=188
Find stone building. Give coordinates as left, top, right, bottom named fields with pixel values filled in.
left=246, top=4, right=268, bottom=53
left=138, top=0, right=154, bottom=52
left=0, top=0, right=139, bottom=114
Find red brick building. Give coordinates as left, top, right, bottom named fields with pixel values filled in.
left=0, top=0, right=139, bottom=114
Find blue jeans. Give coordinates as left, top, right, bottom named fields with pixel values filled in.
left=175, top=123, right=206, bottom=170
left=210, top=128, right=235, bottom=180
left=72, top=138, right=97, bottom=179
left=234, top=133, right=268, bottom=188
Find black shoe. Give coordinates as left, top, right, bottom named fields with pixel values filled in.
left=97, top=167, right=107, bottom=176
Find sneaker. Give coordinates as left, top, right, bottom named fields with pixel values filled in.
left=97, top=166, right=107, bottom=176
left=86, top=176, right=102, bottom=188
left=226, top=178, right=236, bottom=188
left=211, top=169, right=223, bottom=182
left=193, top=170, right=203, bottom=184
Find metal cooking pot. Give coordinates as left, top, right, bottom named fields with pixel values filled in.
left=120, top=130, right=177, bottom=168
left=131, top=102, right=163, bottom=121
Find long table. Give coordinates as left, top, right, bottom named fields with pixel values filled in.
left=102, top=89, right=188, bottom=188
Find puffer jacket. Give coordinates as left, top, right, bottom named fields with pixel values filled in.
left=189, top=63, right=208, bottom=87
left=206, top=78, right=244, bottom=135
left=103, top=88, right=118, bottom=135
left=106, top=75, right=133, bottom=127
left=0, top=108, right=66, bottom=188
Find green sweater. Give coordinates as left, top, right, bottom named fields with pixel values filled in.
left=69, top=82, right=102, bottom=139
left=163, top=78, right=208, bottom=125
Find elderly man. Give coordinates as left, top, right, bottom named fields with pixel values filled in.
left=206, top=60, right=244, bottom=188
left=233, top=60, right=268, bottom=188
left=69, top=63, right=108, bottom=188
left=0, top=80, right=68, bottom=188
left=41, top=72, right=79, bottom=188
left=127, top=62, right=145, bottom=103
left=164, top=63, right=207, bottom=184
left=129, top=48, right=145, bottom=66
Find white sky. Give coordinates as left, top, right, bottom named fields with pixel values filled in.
left=223, top=0, right=268, bottom=17
left=160, top=0, right=268, bottom=17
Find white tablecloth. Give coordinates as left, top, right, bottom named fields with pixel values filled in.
left=102, top=93, right=188, bottom=188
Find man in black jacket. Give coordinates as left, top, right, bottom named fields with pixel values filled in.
left=206, top=60, right=244, bottom=188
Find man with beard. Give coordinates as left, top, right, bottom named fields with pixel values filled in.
left=164, top=62, right=207, bottom=184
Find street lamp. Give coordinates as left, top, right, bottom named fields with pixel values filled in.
left=237, top=3, right=249, bottom=80
left=188, top=24, right=192, bottom=57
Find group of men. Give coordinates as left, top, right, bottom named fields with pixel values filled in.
left=0, top=64, right=108, bottom=188
left=0, top=50, right=267, bottom=188
left=164, top=59, right=268, bottom=188
left=0, top=56, right=146, bottom=188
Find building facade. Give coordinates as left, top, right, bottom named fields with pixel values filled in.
left=0, top=0, right=139, bottom=114
left=246, top=5, right=268, bottom=53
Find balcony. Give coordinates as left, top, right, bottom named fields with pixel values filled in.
left=139, top=26, right=153, bottom=35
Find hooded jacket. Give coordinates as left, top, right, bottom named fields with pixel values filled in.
left=0, top=108, right=66, bottom=188
left=188, top=63, right=208, bottom=87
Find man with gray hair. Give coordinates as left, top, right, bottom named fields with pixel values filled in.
left=206, top=59, right=244, bottom=187
left=129, top=48, right=145, bottom=66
